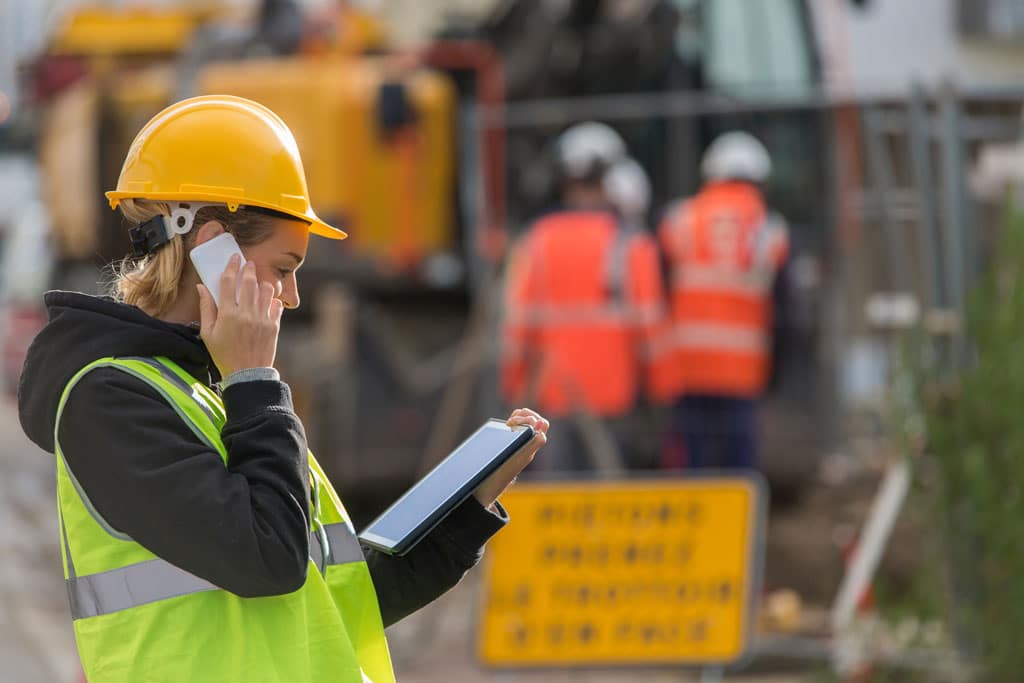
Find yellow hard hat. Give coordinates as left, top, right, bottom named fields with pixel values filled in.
left=106, top=95, right=345, bottom=239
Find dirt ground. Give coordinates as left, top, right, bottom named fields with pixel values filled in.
left=0, top=391, right=907, bottom=682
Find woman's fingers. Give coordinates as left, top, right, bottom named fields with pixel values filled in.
left=507, top=408, right=550, bottom=435
left=197, top=284, right=216, bottom=338
left=473, top=409, right=549, bottom=508
left=239, top=261, right=259, bottom=310
left=509, top=408, right=549, bottom=461
left=508, top=407, right=550, bottom=464
left=258, top=281, right=276, bottom=318
left=218, top=254, right=242, bottom=310
left=269, top=297, right=284, bottom=325
left=525, top=430, right=547, bottom=453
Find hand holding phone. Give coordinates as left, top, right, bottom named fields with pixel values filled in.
left=192, top=233, right=284, bottom=377
left=190, top=232, right=246, bottom=307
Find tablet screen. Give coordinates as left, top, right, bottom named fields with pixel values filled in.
left=361, top=422, right=528, bottom=546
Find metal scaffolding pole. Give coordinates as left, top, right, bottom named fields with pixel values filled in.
left=478, top=86, right=1024, bottom=132
left=938, top=83, right=969, bottom=369
left=906, top=84, right=944, bottom=312
left=862, top=106, right=910, bottom=293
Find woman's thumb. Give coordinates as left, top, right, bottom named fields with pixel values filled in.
left=197, top=284, right=215, bottom=335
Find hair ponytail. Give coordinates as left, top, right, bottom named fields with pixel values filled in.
left=110, top=199, right=277, bottom=317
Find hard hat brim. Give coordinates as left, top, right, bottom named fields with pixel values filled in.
left=105, top=190, right=347, bottom=240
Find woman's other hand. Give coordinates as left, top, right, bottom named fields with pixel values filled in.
left=198, top=255, right=284, bottom=377
left=473, top=408, right=549, bottom=509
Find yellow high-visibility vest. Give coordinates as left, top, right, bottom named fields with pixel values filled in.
left=55, top=356, right=395, bottom=682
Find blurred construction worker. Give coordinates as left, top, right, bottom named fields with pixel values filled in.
left=502, top=124, right=672, bottom=471
left=603, top=157, right=651, bottom=232
left=602, top=157, right=677, bottom=466
left=659, top=131, right=789, bottom=469
left=18, top=95, right=548, bottom=683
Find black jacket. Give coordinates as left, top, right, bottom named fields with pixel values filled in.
left=18, top=291, right=506, bottom=626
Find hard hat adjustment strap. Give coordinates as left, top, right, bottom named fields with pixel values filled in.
left=128, top=202, right=218, bottom=257
left=128, top=216, right=171, bottom=258
left=167, top=202, right=217, bottom=236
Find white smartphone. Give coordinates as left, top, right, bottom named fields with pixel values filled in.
left=189, top=232, right=246, bottom=307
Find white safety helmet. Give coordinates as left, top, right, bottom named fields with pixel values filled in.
left=603, top=157, right=651, bottom=219
left=556, top=121, right=626, bottom=181
left=700, top=131, right=772, bottom=183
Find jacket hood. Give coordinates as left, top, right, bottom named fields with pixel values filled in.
left=18, top=291, right=216, bottom=453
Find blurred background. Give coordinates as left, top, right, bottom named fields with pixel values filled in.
left=4, top=0, right=1024, bottom=681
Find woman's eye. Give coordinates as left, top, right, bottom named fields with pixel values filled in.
left=277, top=269, right=292, bottom=278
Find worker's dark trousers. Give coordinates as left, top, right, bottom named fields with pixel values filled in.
left=672, top=394, right=758, bottom=470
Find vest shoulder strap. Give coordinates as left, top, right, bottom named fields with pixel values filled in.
left=56, top=357, right=227, bottom=479
left=54, top=357, right=227, bottom=542
left=604, top=221, right=640, bottom=306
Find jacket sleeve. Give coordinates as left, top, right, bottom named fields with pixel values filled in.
left=363, top=497, right=507, bottom=627
left=57, top=367, right=311, bottom=598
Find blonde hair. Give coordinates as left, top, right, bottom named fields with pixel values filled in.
left=112, top=199, right=278, bottom=317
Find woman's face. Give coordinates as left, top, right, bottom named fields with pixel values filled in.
left=238, top=218, right=310, bottom=310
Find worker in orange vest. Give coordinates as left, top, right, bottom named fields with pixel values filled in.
left=658, top=132, right=789, bottom=469
left=501, top=124, right=674, bottom=471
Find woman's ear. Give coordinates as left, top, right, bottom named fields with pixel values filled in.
left=192, top=220, right=225, bottom=247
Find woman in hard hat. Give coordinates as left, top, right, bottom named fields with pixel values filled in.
left=18, top=95, right=548, bottom=683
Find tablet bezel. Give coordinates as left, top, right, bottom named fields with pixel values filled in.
left=358, top=419, right=534, bottom=556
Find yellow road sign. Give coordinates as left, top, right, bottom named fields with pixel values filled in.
left=477, top=477, right=764, bottom=668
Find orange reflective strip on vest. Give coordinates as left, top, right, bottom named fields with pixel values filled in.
left=671, top=323, right=767, bottom=354
left=672, top=264, right=773, bottom=297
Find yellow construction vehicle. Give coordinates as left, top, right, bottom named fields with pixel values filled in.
left=41, top=3, right=460, bottom=281
left=197, top=56, right=455, bottom=270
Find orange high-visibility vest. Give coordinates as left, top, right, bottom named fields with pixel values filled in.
left=659, top=182, right=788, bottom=398
left=501, top=210, right=674, bottom=418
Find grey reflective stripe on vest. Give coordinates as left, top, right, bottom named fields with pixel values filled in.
left=310, top=522, right=365, bottom=570
left=68, top=522, right=365, bottom=620
left=69, top=558, right=219, bottom=620
left=310, top=525, right=326, bottom=571
left=604, top=222, right=634, bottom=306
left=325, top=522, right=364, bottom=566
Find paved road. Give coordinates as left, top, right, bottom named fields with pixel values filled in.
left=0, top=397, right=79, bottom=682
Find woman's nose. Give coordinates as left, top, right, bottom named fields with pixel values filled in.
left=280, top=275, right=300, bottom=310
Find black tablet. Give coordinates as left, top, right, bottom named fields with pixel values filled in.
left=359, top=419, right=534, bottom=556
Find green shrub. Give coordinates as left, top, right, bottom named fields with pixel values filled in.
left=923, top=209, right=1024, bottom=681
